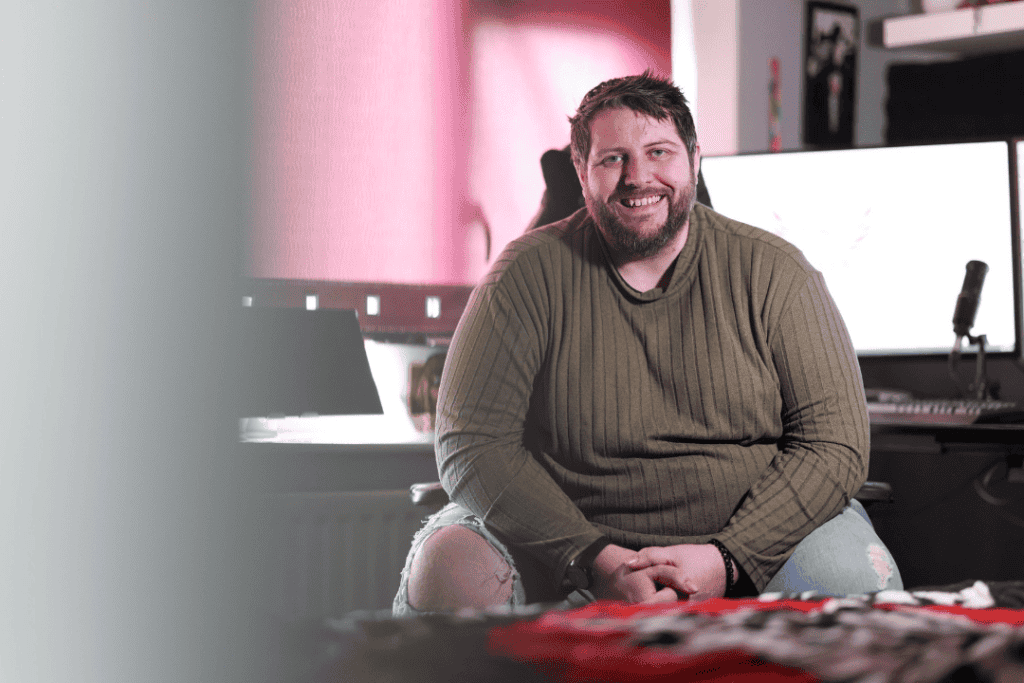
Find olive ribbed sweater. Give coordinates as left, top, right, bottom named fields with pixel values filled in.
left=435, top=203, right=869, bottom=591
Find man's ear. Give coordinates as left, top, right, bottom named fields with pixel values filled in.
left=692, top=144, right=701, bottom=177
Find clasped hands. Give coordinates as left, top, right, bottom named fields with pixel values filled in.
left=590, top=542, right=727, bottom=603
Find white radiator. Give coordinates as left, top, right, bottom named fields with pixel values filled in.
left=268, top=490, right=439, bottom=619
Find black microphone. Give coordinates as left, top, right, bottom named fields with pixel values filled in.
left=952, top=260, right=988, bottom=338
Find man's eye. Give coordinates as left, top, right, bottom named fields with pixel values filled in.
left=650, top=149, right=667, bottom=158
left=602, top=155, right=623, bottom=165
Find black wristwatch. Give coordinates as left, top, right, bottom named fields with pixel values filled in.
left=561, top=536, right=611, bottom=593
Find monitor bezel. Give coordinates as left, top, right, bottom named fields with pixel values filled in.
left=1010, top=137, right=1023, bottom=371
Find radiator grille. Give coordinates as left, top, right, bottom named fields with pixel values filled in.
left=269, top=491, right=439, bottom=618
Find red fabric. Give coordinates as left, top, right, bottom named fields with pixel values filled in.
left=486, top=598, right=1024, bottom=683
left=487, top=600, right=820, bottom=683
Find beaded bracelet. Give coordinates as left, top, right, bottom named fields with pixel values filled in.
left=709, top=539, right=736, bottom=597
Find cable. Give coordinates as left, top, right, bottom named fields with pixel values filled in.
left=947, top=335, right=966, bottom=397
left=973, top=460, right=1024, bottom=507
left=973, top=460, right=1024, bottom=529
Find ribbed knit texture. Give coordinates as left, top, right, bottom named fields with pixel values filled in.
left=435, top=204, right=869, bottom=591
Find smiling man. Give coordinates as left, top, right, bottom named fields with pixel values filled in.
left=577, top=103, right=697, bottom=292
left=394, top=73, right=901, bottom=614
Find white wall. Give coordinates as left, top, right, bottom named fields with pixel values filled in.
left=690, top=0, right=741, bottom=155
left=736, top=0, right=804, bottom=152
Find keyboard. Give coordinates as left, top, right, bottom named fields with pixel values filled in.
left=867, top=398, right=1024, bottom=425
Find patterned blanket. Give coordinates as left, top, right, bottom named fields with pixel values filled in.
left=301, top=581, right=1024, bottom=683
left=487, top=583, right=1024, bottom=682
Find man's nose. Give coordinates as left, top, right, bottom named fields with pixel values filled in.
left=622, top=156, right=655, bottom=186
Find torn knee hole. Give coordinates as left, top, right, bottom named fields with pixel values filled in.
left=867, top=544, right=894, bottom=589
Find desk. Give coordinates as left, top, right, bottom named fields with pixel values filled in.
left=868, top=422, right=1024, bottom=588
left=873, top=421, right=1024, bottom=446
left=245, top=441, right=438, bottom=494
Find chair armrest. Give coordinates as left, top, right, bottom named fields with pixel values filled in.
left=854, top=480, right=893, bottom=504
left=410, top=481, right=450, bottom=506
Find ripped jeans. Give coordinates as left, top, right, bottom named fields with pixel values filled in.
left=392, top=499, right=903, bottom=616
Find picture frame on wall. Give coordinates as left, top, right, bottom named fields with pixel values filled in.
left=803, top=1, right=858, bottom=148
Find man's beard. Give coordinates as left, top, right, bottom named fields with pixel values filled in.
left=588, top=178, right=696, bottom=260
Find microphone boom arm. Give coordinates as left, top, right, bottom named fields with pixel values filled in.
left=948, top=260, right=997, bottom=400
left=966, top=332, right=990, bottom=401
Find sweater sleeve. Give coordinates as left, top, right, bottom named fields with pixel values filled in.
left=714, top=270, right=870, bottom=590
left=434, top=267, right=604, bottom=584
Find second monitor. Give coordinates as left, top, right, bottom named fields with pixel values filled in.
left=700, top=141, right=1018, bottom=358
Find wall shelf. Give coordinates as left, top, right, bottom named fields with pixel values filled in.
left=883, top=2, right=1024, bottom=54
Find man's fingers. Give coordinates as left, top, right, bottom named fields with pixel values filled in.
left=642, top=586, right=681, bottom=604
left=645, top=565, right=697, bottom=594
left=625, top=547, right=672, bottom=569
left=615, top=572, right=660, bottom=603
left=625, top=557, right=651, bottom=569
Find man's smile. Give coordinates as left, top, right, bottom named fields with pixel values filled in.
left=620, top=195, right=665, bottom=208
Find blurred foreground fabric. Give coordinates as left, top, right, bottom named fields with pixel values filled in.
left=282, top=580, right=1024, bottom=683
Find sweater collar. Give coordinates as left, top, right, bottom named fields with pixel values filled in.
left=592, top=203, right=707, bottom=302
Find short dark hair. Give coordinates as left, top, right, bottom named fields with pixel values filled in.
left=569, top=71, right=697, bottom=171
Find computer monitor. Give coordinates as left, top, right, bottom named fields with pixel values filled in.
left=700, top=141, right=1020, bottom=358
left=239, top=307, right=383, bottom=418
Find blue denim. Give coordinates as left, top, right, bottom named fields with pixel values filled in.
left=762, top=498, right=903, bottom=596
left=392, top=502, right=590, bottom=616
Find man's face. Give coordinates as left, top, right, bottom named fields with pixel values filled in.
left=578, top=107, right=700, bottom=260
